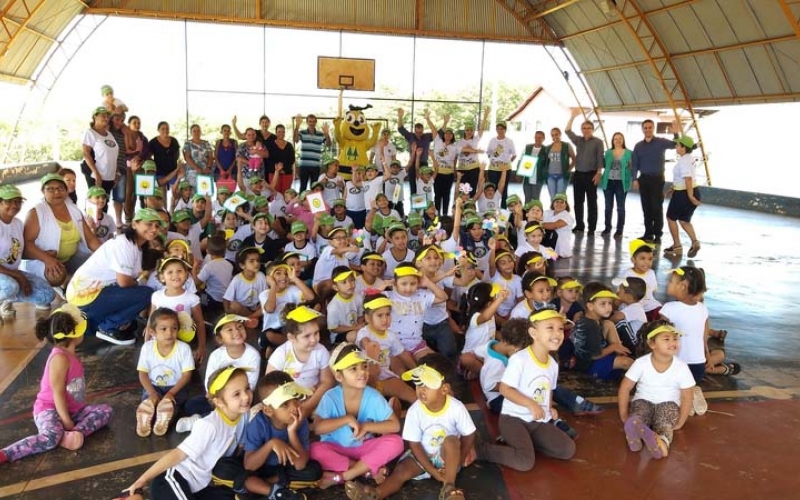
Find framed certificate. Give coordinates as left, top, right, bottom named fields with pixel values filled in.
left=196, top=174, right=215, bottom=196
left=223, top=194, right=248, bottom=212
left=516, top=154, right=537, bottom=180
left=134, top=174, right=156, bottom=197
left=411, top=194, right=427, bottom=210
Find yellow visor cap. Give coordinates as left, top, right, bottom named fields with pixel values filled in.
left=286, top=306, right=322, bottom=323
left=401, top=365, right=444, bottom=389
left=262, top=381, right=312, bottom=408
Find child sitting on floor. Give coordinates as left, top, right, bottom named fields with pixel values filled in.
left=243, top=371, right=323, bottom=499
left=118, top=367, right=252, bottom=500
left=266, top=305, right=335, bottom=415
left=571, top=283, right=634, bottom=380
left=611, top=276, right=648, bottom=353
left=311, top=343, right=404, bottom=490
left=345, top=354, right=477, bottom=500
left=619, top=239, right=662, bottom=320
left=618, top=320, right=695, bottom=459
left=459, top=282, right=508, bottom=380
left=260, top=261, right=315, bottom=356
left=136, top=308, right=195, bottom=438
left=223, top=247, right=267, bottom=330
left=326, top=267, right=365, bottom=344
left=0, top=306, right=113, bottom=464
left=476, top=309, right=576, bottom=472
left=476, top=318, right=531, bottom=414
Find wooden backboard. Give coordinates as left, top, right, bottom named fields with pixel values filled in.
left=317, top=57, right=375, bottom=91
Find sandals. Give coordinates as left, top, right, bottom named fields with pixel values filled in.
left=663, top=245, right=682, bottom=255
left=345, top=481, right=379, bottom=500
left=364, top=466, right=389, bottom=484
left=136, top=399, right=155, bottom=437
left=721, top=362, right=741, bottom=376
left=153, top=398, right=175, bottom=436
left=439, top=483, right=465, bottom=500
left=692, top=386, right=708, bottom=416
left=623, top=416, right=644, bottom=452
left=688, top=240, right=701, bottom=258
left=717, top=329, right=728, bottom=342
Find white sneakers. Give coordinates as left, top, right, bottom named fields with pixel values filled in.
left=175, top=414, right=201, bottom=433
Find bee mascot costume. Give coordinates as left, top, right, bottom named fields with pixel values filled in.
left=333, top=91, right=382, bottom=180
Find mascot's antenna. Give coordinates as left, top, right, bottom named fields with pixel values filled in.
left=348, top=104, right=373, bottom=112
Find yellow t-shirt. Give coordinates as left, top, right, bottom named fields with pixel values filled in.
left=56, top=219, right=80, bottom=262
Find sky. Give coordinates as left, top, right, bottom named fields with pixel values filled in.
left=0, top=15, right=797, bottom=197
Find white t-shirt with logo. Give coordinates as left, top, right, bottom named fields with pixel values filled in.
left=223, top=272, right=267, bottom=310
left=0, top=217, right=24, bottom=270
left=386, top=289, right=435, bottom=351
left=205, top=344, right=261, bottom=391
left=490, top=274, right=523, bottom=317
left=500, top=347, right=558, bottom=423
left=326, top=293, right=364, bottom=334
left=259, top=285, right=303, bottom=331
left=345, top=181, right=366, bottom=211
left=136, top=339, right=195, bottom=387
left=83, top=128, right=119, bottom=181
left=176, top=410, right=241, bottom=492
left=463, top=312, right=495, bottom=354
left=403, top=396, right=476, bottom=466
left=267, top=342, right=330, bottom=389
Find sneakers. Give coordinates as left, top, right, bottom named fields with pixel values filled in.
left=271, top=486, right=307, bottom=500
left=97, top=328, right=136, bottom=346
left=692, top=386, right=708, bottom=416
left=59, top=430, right=85, bottom=450
left=176, top=414, right=201, bottom=433
left=0, top=450, right=7, bottom=464
left=0, top=300, right=16, bottom=319
left=553, top=419, right=579, bottom=440
left=572, top=398, right=604, bottom=416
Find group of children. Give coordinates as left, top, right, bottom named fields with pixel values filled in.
left=0, top=115, right=741, bottom=499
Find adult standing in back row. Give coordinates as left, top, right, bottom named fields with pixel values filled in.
left=565, top=108, right=604, bottom=234
left=294, top=114, right=332, bottom=193
left=397, top=108, right=433, bottom=196
left=631, top=119, right=677, bottom=245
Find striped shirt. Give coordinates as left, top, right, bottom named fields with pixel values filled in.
left=297, top=128, right=326, bottom=169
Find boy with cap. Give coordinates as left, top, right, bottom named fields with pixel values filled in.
left=284, top=220, right=317, bottom=278
left=212, top=185, right=232, bottom=224
left=344, top=167, right=367, bottom=229
left=382, top=159, right=406, bottom=218
left=571, top=282, right=634, bottom=380
left=331, top=199, right=354, bottom=231
left=361, top=163, right=384, bottom=209
left=318, top=157, right=345, bottom=207
left=365, top=193, right=400, bottom=236
left=242, top=212, right=282, bottom=264
left=312, top=213, right=337, bottom=255
left=326, top=266, right=365, bottom=344
left=405, top=212, right=424, bottom=252
left=416, top=165, right=435, bottom=206
left=345, top=355, right=477, bottom=500
left=0, top=184, right=56, bottom=317
left=85, top=186, right=117, bottom=243
left=312, top=226, right=358, bottom=292
left=100, top=84, right=127, bottom=114
left=617, top=238, right=662, bottom=320
left=243, top=371, right=322, bottom=499
left=172, top=180, right=194, bottom=213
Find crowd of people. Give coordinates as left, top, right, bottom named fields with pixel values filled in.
left=0, top=84, right=731, bottom=500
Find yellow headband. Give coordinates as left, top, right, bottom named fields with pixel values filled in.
left=262, top=382, right=312, bottom=408
left=286, top=306, right=322, bottom=323
left=589, top=290, right=619, bottom=301
left=414, top=246, right=443, bottom=262
left=208, top=366, right=245, bottom=396
left=364, top=297, right=393, bottom=310
left=332, top=350, right=373, bottom=371
left=493, top=251, right=514, bottom=264
left=529, top=309, right=572, bottom=325
left=268, top=263, right=291, bottom=275
left=490, top=283, right=504, bottom=297
left=51, top=304, right=87, bottom=340
left=671, top=268, right=686, bottom=276
left=333, top=270, right=356, bottom=282
left=525, top=224, right=544, bottom=234
left=526, top=255, right=545, bottom=266
left=559, top=280, right=583, bottom=290
left=158, top=257, right=192, bottom=273
left=401, top=365, right=444, bottom=389
left=362, top=253, right=385, bottom=262
left=530, top=275, right=557, bottom=288
left=214, top=314, right=249, bottom=333
left=646, top=325, right=683, bottom=340
left=166, top=239, right=191, bottom=255
left=394, top=266, right=421, bottom=278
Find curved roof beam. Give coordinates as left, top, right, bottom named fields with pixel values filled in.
left=611, top=0, right=710, bottom=185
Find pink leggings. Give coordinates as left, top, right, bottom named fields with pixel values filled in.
left=1, top=404, right=113, bottom=462
left=310, top=434, right=404, bottom=476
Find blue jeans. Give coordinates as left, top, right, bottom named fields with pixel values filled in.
left=547, top=174, right=567, bottom=200
left=0, top=272, right=55, bottom=305
left=603, top=180, right=627, bottom=232
left=422, top=320, right=457, bottom=361
left=79, top=284, right=153, bottom=334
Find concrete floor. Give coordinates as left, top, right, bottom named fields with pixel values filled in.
left=1, top=183, right=799, bottom=500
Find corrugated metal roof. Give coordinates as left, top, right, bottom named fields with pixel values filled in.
left=3, top=0, right=800, bottom=111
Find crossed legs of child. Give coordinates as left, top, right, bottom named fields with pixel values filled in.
left=458, top=352, right=482, bottom=381
left=245, top=459, right=322, bottom=497
left=346, top=435, right=469, bottom=500
left=310, top=434, right=404, bottom=489
left=624, top=399, right=680, bottom=459
left=0, top=404, right=113, bottom=463
left=476, top=414, right=576, bottom=472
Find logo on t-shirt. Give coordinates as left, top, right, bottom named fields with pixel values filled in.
left=227, top=239, right=242, bottom=252
left=104, top=139, right=117, bottom=148
left=349, top=187, right=362, bottom=195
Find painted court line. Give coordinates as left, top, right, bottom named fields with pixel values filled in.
left=0, top=450, right=168, bottom=498
left=0, top=346, right=43, bottom=399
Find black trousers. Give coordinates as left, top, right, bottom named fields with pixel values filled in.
left=487, top=170, right=510, bottom=208
left=638, top=174, right=665, bottom=239
left=572, top=170, right=598, bottom=231
left=434, top=173, right=454, bottom=215
left=458, top=169, right=480, bottom=197
left=299, top=167, right=319, bottom=193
